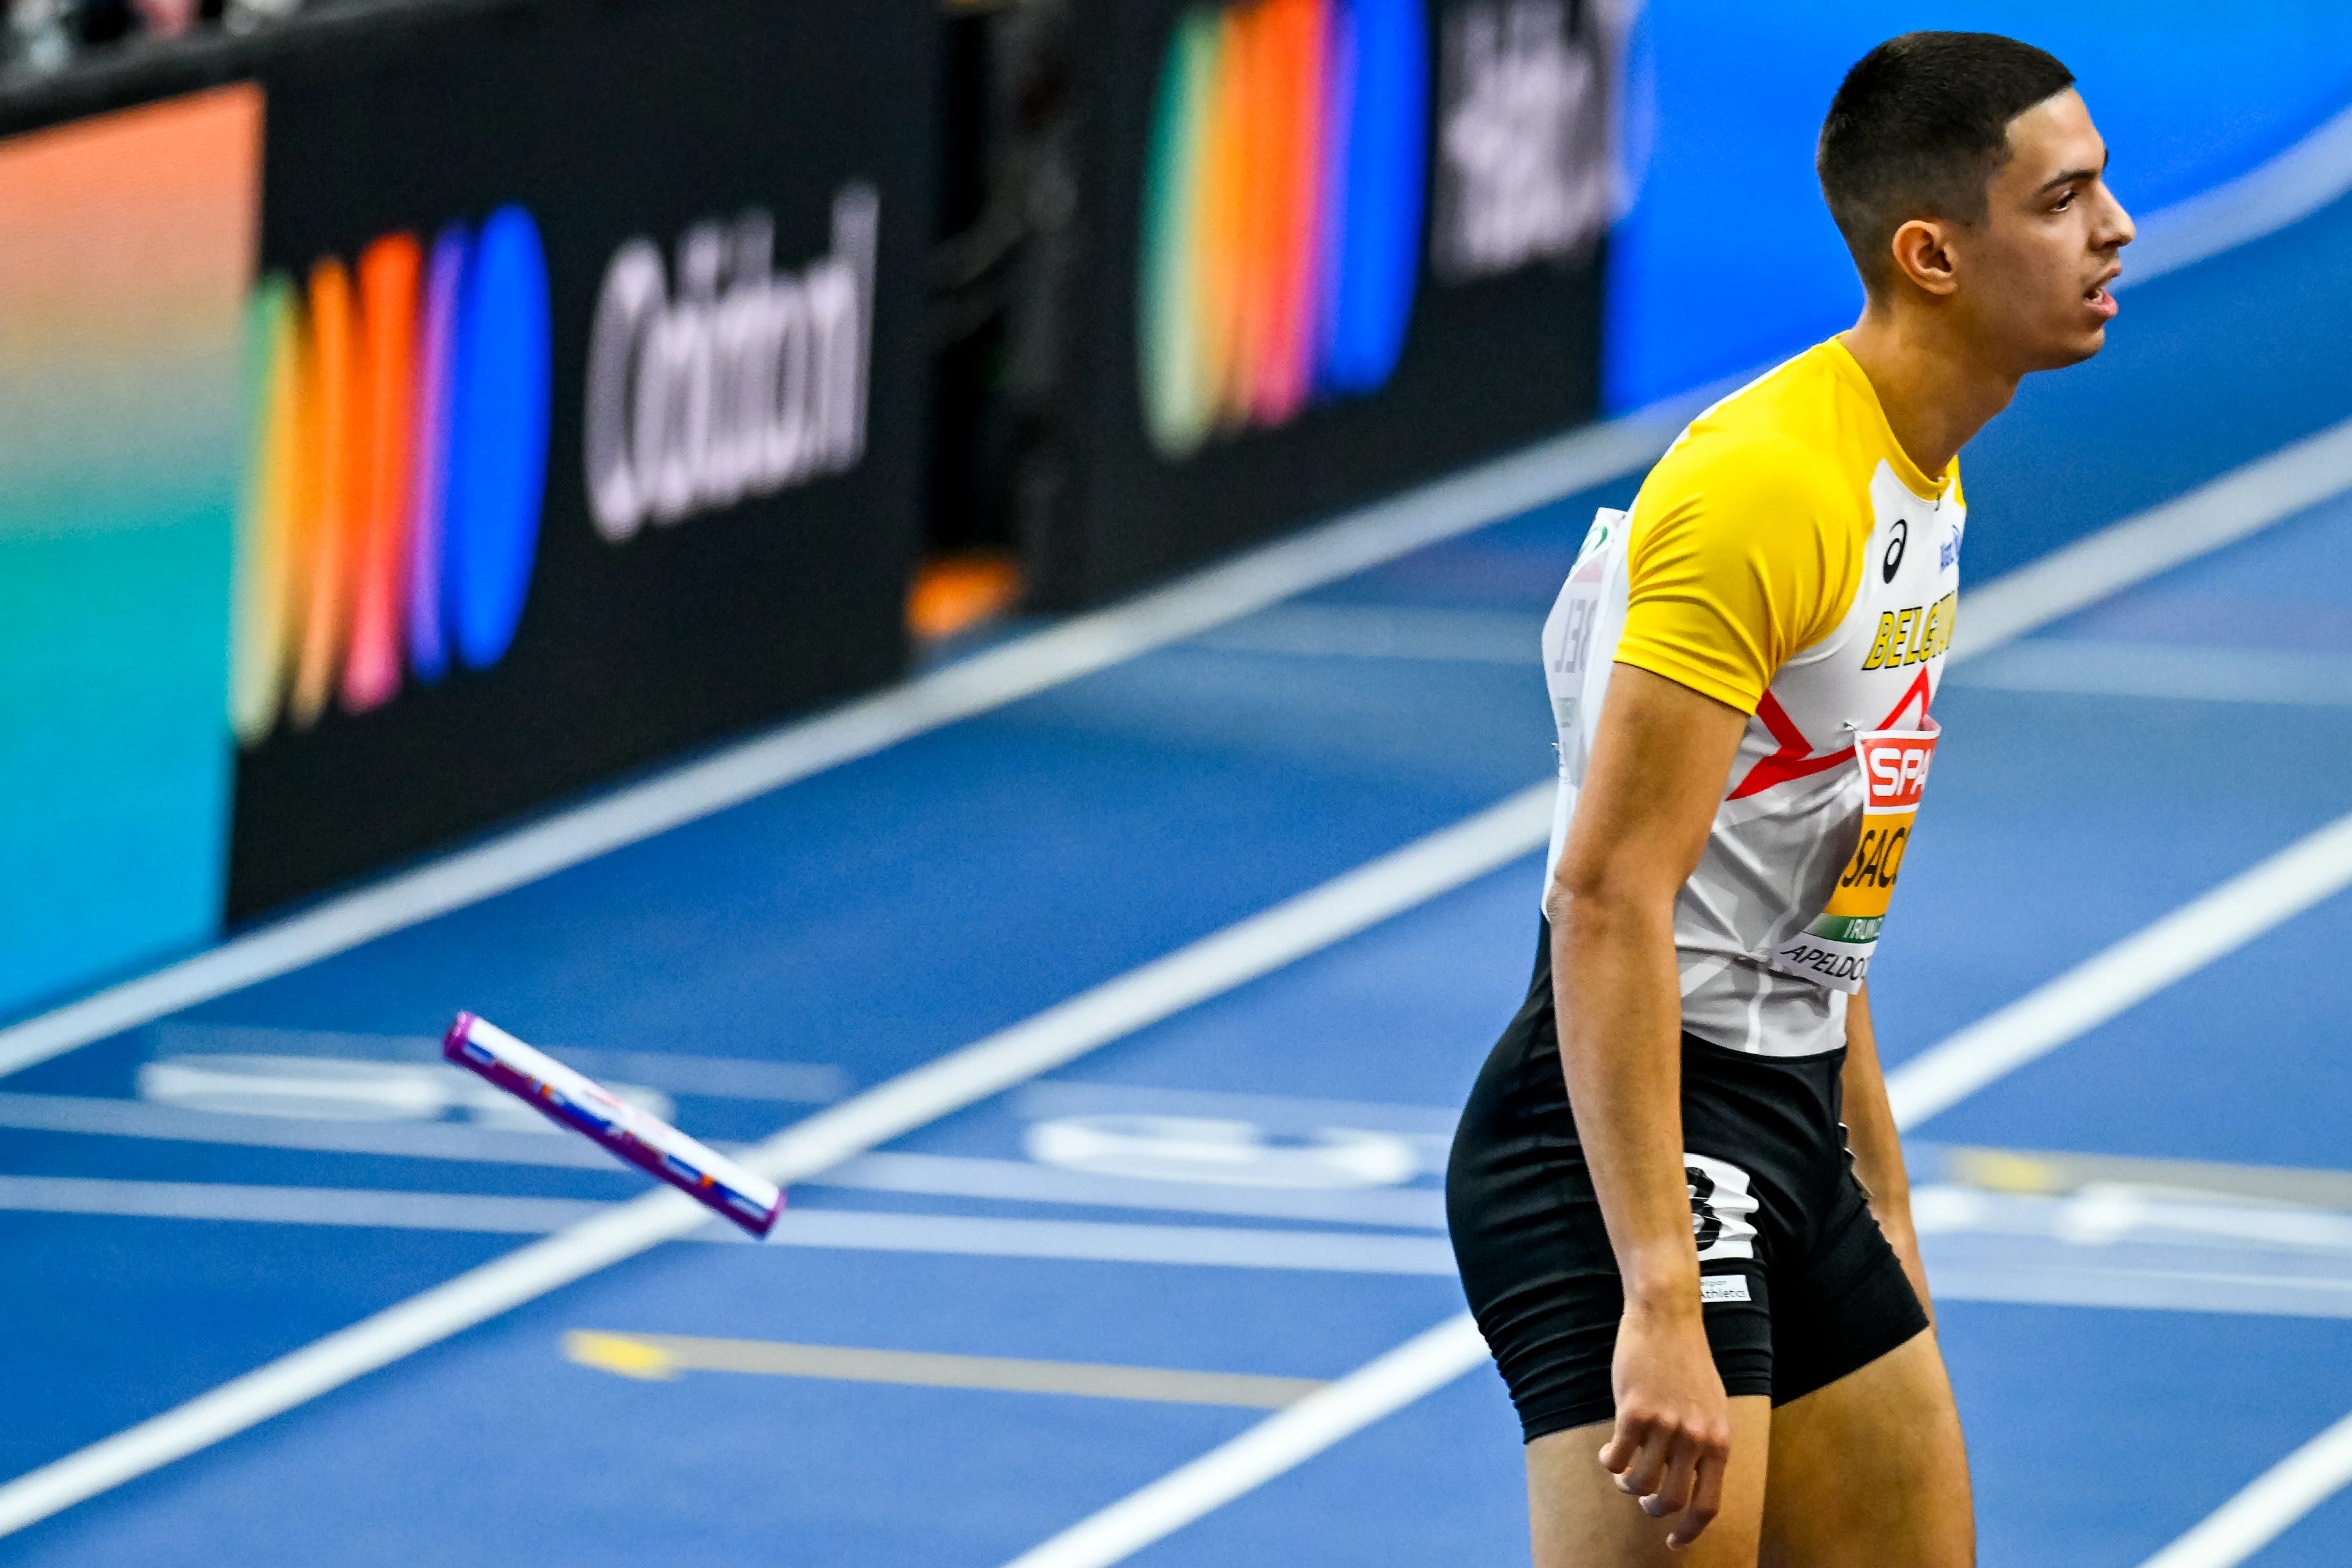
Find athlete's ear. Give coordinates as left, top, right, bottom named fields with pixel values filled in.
left=1885, top=217, right=1961, bottom=298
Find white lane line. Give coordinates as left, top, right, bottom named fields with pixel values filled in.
left=0, top=1091, right=624, bottom=1170
left=0, top=1174, right=1458, bottom=1272
left=1187, top=604, right=1547, bottom=663
left=0, top=785, right=1552, bottom=1540
left=821, top=1152, right=1449, bottom=1230
left=0, top=1175, right=608, bottom=1234
left=1951, top=415, right=2352, bottom=658
left=762, top=1208, right=1455, bottom=1275
left=1929, top=1264, right=2352, bottom=1322
left=23, top=1172, right=2352, bottom=1322
left=1948, top=640, right=2352, bottom=708
left=0, top=409, right=1685, bottom=1087
left=1012, top=1081, right=1458, bottom=1136
left=0, top=1091, right=1458, bottom=1227
left=143, top=1021, right=853, bottom=1102
left=2123, top=102, right=2352, bottom=288
left=1001, top=1316, right=1491, bottom=1568
left=2135, top=1409, right=2352, bottom=1568
left=1885, top=807, right=2352, bottom=1129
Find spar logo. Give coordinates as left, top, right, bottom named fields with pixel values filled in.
left=1864, top=733, right=1934, bottom=811
left=230, top=208, right=552, bottom=745
left=1137, top=0, right=1428, bottom=459
left=584, top=185, right=878, bottom=540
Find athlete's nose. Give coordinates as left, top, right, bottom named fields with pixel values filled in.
left=2099, top=184, right=2136, bottom=253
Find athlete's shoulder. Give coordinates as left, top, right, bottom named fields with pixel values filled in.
left=1615, top=345, right=1879, bottom=711
left=1641, top=423, right=1846, bottom=524
left=1645, top=345, right=1881, bottom=511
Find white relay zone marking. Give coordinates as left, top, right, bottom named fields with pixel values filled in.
left=137, top=1054, right=677, bottom=1131
left=1684, top=1152, right=1758, bottom=1262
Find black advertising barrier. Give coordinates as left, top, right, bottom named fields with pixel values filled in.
left=231, top=0, right=938, bottom=916
left=3, top=0, right=939, bottom=919
left=1046, top=0, right=1612, bottom=606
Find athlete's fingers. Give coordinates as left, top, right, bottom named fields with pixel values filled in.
left=1609, top=1423, right=1673, bottom=1500
left=1596, top=1417, right=1641, bottom=1477
left=1640, top=1439, right=1700, bottom=1518
left=1664, top=1441, right=1728, bottom=1550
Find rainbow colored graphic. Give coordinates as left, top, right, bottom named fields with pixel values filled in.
left=230, top=206, right=551, bottom=744
left=0, top=85, right=261, bottom=1018
left=1138, top=0, right=1427, bottom=459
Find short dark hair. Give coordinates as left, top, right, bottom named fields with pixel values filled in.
left=1817, top=32, right=2076, bottom=288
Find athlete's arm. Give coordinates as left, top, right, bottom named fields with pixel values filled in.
left=1841, top=984, right=1933, bottom=1321
left=1547, top=662, right=1749, bottom=1550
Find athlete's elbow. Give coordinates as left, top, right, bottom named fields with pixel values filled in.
left=1543, top=859, right=1675, bottom=943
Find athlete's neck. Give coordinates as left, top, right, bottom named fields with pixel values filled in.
left=1838, top=306, right=2019, bottom=483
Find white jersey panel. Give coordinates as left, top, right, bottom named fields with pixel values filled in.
left=1543, top=462, right=1961, bottom=1059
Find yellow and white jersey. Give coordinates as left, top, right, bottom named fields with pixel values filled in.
left=1543, top=337, right=1960, bottom=1058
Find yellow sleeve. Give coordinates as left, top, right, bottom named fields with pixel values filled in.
left=1615, top=433, right=1861, bottom=714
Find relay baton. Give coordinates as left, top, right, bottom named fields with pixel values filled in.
left=442, top=1011, right=782, bottom=1238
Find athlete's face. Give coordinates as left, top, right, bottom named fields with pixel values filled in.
left=1963, top=88, right=2135, bottom=370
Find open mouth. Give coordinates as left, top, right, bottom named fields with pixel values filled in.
left=2084, top=271, right=2120, bottom=319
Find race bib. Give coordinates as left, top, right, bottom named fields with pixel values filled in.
left=1540, top=508, right=1630, bottom=886
left=1769, top=719, right=1938, bottom=993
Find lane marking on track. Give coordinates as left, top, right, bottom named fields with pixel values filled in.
left=1002, top=1316, right=1491, bottom=1568
left=0, top=1174, right=1463, bottom=1272
left=0, top=1095, right=1461, bottom=1226
left=19, top=1172, right=2352, bottom=1322
left=1953, top=415, right=2352, bottom=658
left=1928, top=1263, right=2352, bottom=1322
left=1948, top=639, right=2352, bottom=707
left=560, top=1331, right=1328, bottom=1409
left=1884, top=807, right=2352, bottom=1129
left=0, top=786, right=1552, bottom=1540
left=0, top=1175, right=608, bottom=1235
left=2122, top=102, right=2352, bottom=288
left=2135, top=1409, right=2352, bottom=1568
left=995, top=813, right=2352, bottom=1568
left=0, top=406, right=1689, bottom=1087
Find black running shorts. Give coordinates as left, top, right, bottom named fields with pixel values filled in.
left=1446, top=923, right=1929, bottom=1444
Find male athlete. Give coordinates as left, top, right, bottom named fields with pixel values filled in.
left=1446, top=33, right=2133, bottom=1564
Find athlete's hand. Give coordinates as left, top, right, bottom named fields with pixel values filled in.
left=1599, top=1299, right=1732, bottom=1550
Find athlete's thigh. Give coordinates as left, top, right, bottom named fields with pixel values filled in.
left=1759, top=1329, right=1973, bottom=1567
left=1526, top=1397, right=1771, bottom=1568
